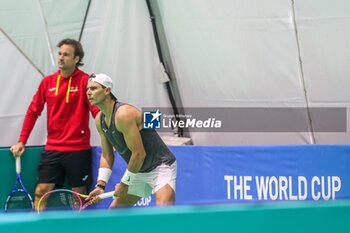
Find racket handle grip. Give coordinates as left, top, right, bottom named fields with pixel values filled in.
left=99, top=191, right=115, bottom=199
left=15, top=157, right=21, bottom=174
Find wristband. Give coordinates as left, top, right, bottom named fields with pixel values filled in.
left=97, top=168, right=112, bottom=183
left=95, top=183, right=106, bottom=190
left=121, top=169, right=137, bottom=186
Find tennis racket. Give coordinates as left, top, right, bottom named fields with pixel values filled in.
left=4, top=157, right=34, bottom=212
left=37, top=189, right=115, bottom=212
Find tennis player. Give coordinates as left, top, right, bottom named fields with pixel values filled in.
left=86, top=74, right=177, bottom=207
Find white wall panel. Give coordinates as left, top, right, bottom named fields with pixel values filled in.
left=82, top=0, right=172, bottom=109
left=0, top=0, right=348, bottom=146
left=0, top=30, right=46, bottom=147
left=294, top=0, right=350, bottom=143
left=157, top=0, right=313, bottom=144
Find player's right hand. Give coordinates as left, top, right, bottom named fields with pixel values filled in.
left=85, top=188, right=104, bottom=202
left=10, top=142, right=25, bottom=158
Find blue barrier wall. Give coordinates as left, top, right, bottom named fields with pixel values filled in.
left=90, top=145, right=350, bottom=209
left=1, top=145, right=349, bottom=210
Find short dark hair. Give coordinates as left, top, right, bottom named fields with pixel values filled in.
left=57, top=38, right=84, bottom=67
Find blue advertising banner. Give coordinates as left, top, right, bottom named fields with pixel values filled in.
left=91, top=145, right=350, bottom=208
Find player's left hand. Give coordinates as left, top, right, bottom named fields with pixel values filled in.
left=85, top=188, right=104, bottom=202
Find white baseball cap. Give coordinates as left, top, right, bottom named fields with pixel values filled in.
left=89, top=73, right=117, bottom=100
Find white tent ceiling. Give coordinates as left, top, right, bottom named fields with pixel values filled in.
left=1, top=0, right=350, bottom=146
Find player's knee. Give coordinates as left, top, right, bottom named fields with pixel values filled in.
left=155, top=199, right=174, bottom=206
left=109, top=199, right=118, bottom=208
left=155, top=194, right=175, bottom=206
left=155, top=184, right=175, bottom=206
left=35, top=184, right=53, bottom=197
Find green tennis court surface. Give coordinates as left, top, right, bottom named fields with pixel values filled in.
left=1, top=201, right=350, bottom=233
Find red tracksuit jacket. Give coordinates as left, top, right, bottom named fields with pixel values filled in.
left=19, top=69, right=100, bottom=151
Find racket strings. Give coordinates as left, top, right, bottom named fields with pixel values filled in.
left=6, top=192, right=33, bottom=211
left=41, top=191, right=82, bottom=211
left=37, top=189, right=112, bottom=212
